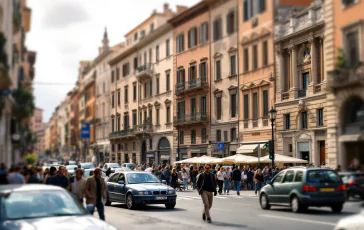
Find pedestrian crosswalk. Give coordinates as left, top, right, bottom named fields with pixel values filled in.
left=176, top=194, right=258, bottom=201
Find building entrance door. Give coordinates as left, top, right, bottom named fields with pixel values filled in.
left=319, top=141, right=325, bottom=165
left=141, top=141, right=146, bottom=163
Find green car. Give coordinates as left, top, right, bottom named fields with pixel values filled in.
left=259, top=167, right=346, bottom=213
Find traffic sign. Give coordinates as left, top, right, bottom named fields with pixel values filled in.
left=81, top=122, right=90, bottom=139
left=217, top=142, right=224, bottom=151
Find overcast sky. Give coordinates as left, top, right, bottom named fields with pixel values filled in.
left=27, top=0, right=200, bottom=122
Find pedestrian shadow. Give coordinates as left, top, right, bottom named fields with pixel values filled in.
left=111, top=203, right=186, bottom=212
left=210, top=221, right=250, bottom=229
left=269, top=207, right=357, bottom=216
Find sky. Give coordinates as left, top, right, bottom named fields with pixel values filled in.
left=27, top=0, right=200, bottom=122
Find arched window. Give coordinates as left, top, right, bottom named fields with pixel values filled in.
left=303, top=48, right=310, bottom=57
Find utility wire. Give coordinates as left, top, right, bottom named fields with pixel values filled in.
left=33, top=82, right=75, bottom=86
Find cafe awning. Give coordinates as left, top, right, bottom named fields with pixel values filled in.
left=236, top=144, right=265, bottom=154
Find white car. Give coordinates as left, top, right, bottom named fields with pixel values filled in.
left=335, top=209, right=364, bottom=230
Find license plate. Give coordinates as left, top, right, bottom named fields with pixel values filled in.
left=321, top=188, right=334, bottom=192
left=155, top=196, right=167, bottom=200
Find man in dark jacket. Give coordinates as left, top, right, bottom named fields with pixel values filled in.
left=163, top=166, right=171, bottom=186
left=196, top=164, right=217, bottom=223
left=247, top=168, right=255, bottom=190
left=232, top=166, right=242, bottom=195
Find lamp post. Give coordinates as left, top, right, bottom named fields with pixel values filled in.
left=176, top=125, right=180, bottom=162
left=268, top=107, right=277, bottom=167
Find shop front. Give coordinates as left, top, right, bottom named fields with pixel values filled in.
left=190, top=146, right=208, bottom=158
left=146, top=152, right=155, bottom=165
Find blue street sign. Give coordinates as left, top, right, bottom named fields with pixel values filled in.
left=217, top=142, right=224, bottom=151
left=0, top=88, right=11, bottom=96
left=81, top=122, right=90, bottom=139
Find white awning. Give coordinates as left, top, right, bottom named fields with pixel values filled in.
left=236, top=144, right=265, bottom=154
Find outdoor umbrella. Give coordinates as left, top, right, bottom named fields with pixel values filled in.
left=220, top=154, right=259, bottom=164
left=259, top=154, right=308, bottom=164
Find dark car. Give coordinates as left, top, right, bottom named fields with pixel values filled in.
left=106, top=172, right=177, bottom=210
left=260, top=167, right=346, bottom=213
left=339, top=172, right=364, bottom=200
left=0, top=184, right=117, bottom=230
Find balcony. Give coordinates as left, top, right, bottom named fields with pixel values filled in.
left=328, top=68, right=364, bottom=90
left=135, top=64, right=153, bottom=81
left=109, top=129, right=135, bottom=140
left=173, top=112, right=208, bottom=126
left=175, top=77, right=208, bottom=95
left=298, top=89, right=307, bottom=98
left=134, top=123, right=153, bottom=134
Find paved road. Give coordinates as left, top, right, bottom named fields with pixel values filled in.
left=100, top=190, right=363, bottom=230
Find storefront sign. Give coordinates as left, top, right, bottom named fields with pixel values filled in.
left=146, top=153, right=155, bottom=157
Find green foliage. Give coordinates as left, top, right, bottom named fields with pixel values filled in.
left=45, top=150, right=52, bottom=156
left=24, top=153, right=37, bottom=165
left=13, top=8, right=22, bottom=31
left=336, top=48, right=346, bottom=68
left=12, top=87, right=35, bottom=122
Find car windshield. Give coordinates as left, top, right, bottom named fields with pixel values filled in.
left=0, top=190, right=87, bottom=220
left=66, top=165, right=77, bottom=170
left=84, top=171, right=106, bottom=178
left=127, top=173, right=160, bottom=184
left=81, top=163, right=94, bottom=169
left=108, top=163, right=120, bottom=168
left=307, top=170, right=342, bottom=183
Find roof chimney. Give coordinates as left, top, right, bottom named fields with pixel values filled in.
left=163, top=3, right=169, bottom=13
left=176, top=5, right=188, bottom=14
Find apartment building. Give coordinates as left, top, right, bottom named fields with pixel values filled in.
left=274, top=1, right=327, bottom=165
left=326, top=0, right=364, bottom=169
left=57, top=96, right=70, bottom=158
left=68, top=86, right=80, bottom=159
left=30, top=107, right=44, bottom=154
left=109, top=4, right=180, bottom=165
left=50, top=108, right=59, bottom=156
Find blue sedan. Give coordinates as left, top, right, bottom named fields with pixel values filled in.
left=105, top=172, right=177, bottom=209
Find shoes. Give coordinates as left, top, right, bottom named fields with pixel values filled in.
left=237, top=192, right=240, bottom=195
left=207, top=218, right=212, bottom=223
left=227, top=193, right=229, bottom=195
left=202, top=214, right=206, bottom=221
left=255, top=191, right=257, bottom=195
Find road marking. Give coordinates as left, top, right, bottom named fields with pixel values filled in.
left=259, top=214, right=336, bottom=226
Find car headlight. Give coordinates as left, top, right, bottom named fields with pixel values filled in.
left=138, top=191, right=150, bottom=195
left=168, top=190, right=176, bottom=194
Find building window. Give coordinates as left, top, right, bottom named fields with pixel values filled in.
left=342, top=0, right=356, bottom=7
left=188, top=27, right=197, bottom=49
left=284, top=114, right=290, bottom=130
left=243, top=0, right=266, bottom=21
left=149, top=139, right=152, bottom=150
left=140, top=30, right=145, bottom=39
left=213, top=18, right=222, bottom=41
left=111, top=70, right=114, bottom=83
left=144, top=82, right=147, bottom=98
left=150, top=23, right=154, bottom=33
left=156, top=77, right=160, bottom=94
left=216, top=96, right=222, bottom=120
left=215, top=60, right=221, bottom=80
left=139, top=111, right=142, bottom=124
left=122, top=63, right=130, bottom=77
left=111, top=92, right=115, bottom=108
left=117, top=116, right=120, bottom=131
left=244, top=48, right=249, bottom=72
left=189, top=65, right=197, bottom=81
left=262, top=40, right=268, bottom=66
left=252, top=92, right=258, bottom=119
left=148, top=108, right=152, bottom=124
left=199, top=22, right=208, bottom=44
left=133, top=84, right=137, bottom=101
left=132, top=112, right=137, bottom=127
left=156, top=108, right=160, bottom=125
left=177, top=69, right=185, bottom=84
left=179, top=131, right=184, bottom=144
left=116, top=68, right=120, bottom=81
left=346, top=31, right=359, bottom=66
left=125, top=143, right=128, bottom=151
left=166, top=39, right=170, bottom=56
left=244, top=94, right=249, bottom=120
left=156, top=45, right=159, bottom=62
left=166, top=106, right=171, bottom=123
left=149, top=80, right=152, bottom=97
left=123, top=115, right=129, bottom=130
left=262, top=90, right=268, bottom=117
left=200, top=62, right=207, bottom=79
left=124, top=87, right=128, bottom=103
left=149, top=48, right=152, bottom=63
left=200, top=96, right=207, bottom=115
left=230, top=55, right=236, bottom=76
left=118, top=144, right=121, bottom=151
left=191, top=130, right=196, bottom=144
left=166, top=73, right=170, bottom=91
left=230, top=128, right=236, bottom=142
left=133, top=57, right=138, bottom=70
left=134, top=32, right=138, bottom=41
left=224, top=131, right=228, bottom=142
left=253, top=45, right=258, bottom=70
left=176, top=33, right=184, bottom=53
left=226, top=10, right=236, bottom=34
left=117, top=90, right=120, bottom=106
left=231, top=94, right=236, bottom=118
left=301, top=112, right=308, bottom=129
left=133, top=142, right=136, bottom=151
left=216, top=130, right=221, bottom=142
left=201, top=128, right=207, bottom=143
left=317, top=108, right=324, bottom=127
left=111, top=118, right=115, bottom=132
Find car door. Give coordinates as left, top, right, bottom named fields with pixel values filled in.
left=107, top=173, right=119, bottom=200
left=278, top=170, right=295, bottom=204
left=114, top=173, right=126, bottom=202
left=268, top=171, right=285, bottom=203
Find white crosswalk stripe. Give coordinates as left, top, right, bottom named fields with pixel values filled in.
left=176, top=194, right=258, bottom=201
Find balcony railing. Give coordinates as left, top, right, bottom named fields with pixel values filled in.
left=328, top=68, right=364, bottom=89
left=173, top=112, right=208, bottom=125
left=109, top=129, right=135, bottom=139
left=282, top=92, right=289, bottom=100
left=134, top=123, right=153, bottom=133
left=135, top=64, right=153, bottom=81
left=298, top=89, right=307, bottom=98
left=175, top=77, right=208, bottom=95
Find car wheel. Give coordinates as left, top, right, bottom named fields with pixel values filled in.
left=165, top=203, right=176, bottom=209
left=105, top=194, right=111, bottom=206
left=331, top=204, right=343, bottom=213
left=260, top=193, right=271, bottom=210
left=360, top=195, right=364, bottom=200
left=291, top=196, right=305, bottom=213
left=126, top=193, right=135, bottom=210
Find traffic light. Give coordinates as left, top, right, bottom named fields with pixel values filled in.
left=268, top=140, right=274, bottom=160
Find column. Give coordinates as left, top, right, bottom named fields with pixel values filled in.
left=291, top=45, right=298, bottom=90
left=278, top=49, right=285, bottom=93
left=320, top=37, right=325, bottom=82
left=310, top=38, right=317, bottom=85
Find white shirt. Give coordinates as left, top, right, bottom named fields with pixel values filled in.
left=184, top=167, right=190, bottom=174
left=145, top=167, right=153, bottom=173
left=217, top=171, right=225, bottom=181
left=182, top=172, right=189, bottom=179
left=241, top=171, right=247, bottom=180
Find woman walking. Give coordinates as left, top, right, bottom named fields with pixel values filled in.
left=181, top=168, right=189, bottom=190
left=254, top=169, right=264, bottom=195
left=224, top=167, right=231, bottom=195
left=170, top=168, right=178, bottom=189
left=216, top=167, right=225, bottom=195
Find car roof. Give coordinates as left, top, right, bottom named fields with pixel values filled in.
left=113, top=171, right=147, bottom=174
left=0, top=184, right=64, bottom=193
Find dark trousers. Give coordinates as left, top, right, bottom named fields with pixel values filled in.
left=217, top=180, right=224, bottom=194
left=86, top=202, right=105, bottom=221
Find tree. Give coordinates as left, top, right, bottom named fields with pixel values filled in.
left=12, top=87, right=35, bottom=122
left=24, top=153, right=37, bottom=165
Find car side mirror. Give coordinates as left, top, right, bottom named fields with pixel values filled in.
left=118, top=180, right=125, bottom=185
left=162, top=180, right=167, bottom=184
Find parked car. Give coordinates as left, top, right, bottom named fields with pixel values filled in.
left=339, top=172, right=364, bottom=200
left=83, top=169, right=106, bottom=178
left=66, top=165, right=78, bottom=177
left=103, top=163, right=121, bottom=173
left=79, top=163, right=95, bottom=169
left=0, top=184, right=117, bottom=230
left=259, top=167, right=346, bottom=213
left=121, top=163, right=136, bottom=170
left=105, top=172, right=176, bottom=210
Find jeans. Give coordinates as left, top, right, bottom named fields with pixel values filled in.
left=183, top=178, right=188, bottom=189
left=165, top=178, right=171, bottom=186
left=217, top=180, right=224, bottom=194
left=223, top=179, right=231, bottom=194
left=86, top=202, right=105, bottom=220
left=264, top=177, right=270, bottom=185
left=247, top=180, right=255, bottom=190
left=255, top=182, right=263, bottom=194
left=171, top=181, right=177, bottom=189
left=191, top=177, right=197, bottom=189
left=234, top=181, right=241, bottom=194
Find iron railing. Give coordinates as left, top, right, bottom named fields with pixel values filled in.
left=173, top=112, right=208, bottom=125
left=175, top=77, right=208, bottom=95
left=134, top=123, right=153, bottom=132
left=298, top=89, right=307, bottom=98
left=134, top=63, right=152, bottom=76
left=109, top=129, right=135, bottom=139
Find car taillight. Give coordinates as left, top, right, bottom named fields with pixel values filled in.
left=348, top=180, right=357, bottom=186
left=337, top=184, right=346, bottom=191
left=302, top=185, right=317, bottom=192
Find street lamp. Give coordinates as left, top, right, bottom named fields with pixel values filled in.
left=268, top=107, right=277, bottom=167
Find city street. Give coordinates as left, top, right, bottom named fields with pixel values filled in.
left=101, top=190, right=363, bottom=230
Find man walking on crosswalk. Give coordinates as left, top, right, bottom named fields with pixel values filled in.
left=196, top=164, right=217, bottom=223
